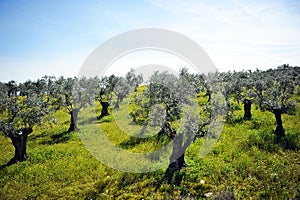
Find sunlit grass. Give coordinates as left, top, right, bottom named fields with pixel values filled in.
left=0, top=95, right=299, bottom=199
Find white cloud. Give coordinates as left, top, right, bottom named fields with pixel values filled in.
left=147, top=0, right=300, bottom=70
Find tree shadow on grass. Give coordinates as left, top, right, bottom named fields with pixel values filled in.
left=0, top=159, right=26, bottom=169
left=29, top=132, right=48, bottom=140
left=84, top=170, right=191, bottom=199
left=118, top=126, right=170, bottom=149
left=119, top=136, right=150, bottom=149
left=79, top=116, right=99, bottom=125
left=164, top=168, right=184, bottom=186
left=118, top=126, right=153, bottom=149
left=247, top=130, right=299, bottom=152
left=279, top=132, right=300, bottom=150
left=86, top=172, right=167, bottom=198
left=226, top=116, right=245, bottom=125
left=40, top=131, right=75, bottom=145
left=0, top=163, right=8, bottom=169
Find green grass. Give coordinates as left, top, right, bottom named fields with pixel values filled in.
left=0, top=99, right=299, bottom=199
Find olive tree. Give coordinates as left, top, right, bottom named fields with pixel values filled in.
left=179, top=68, right=206, bottom=95
left=257, top=66, right=296, bottom=141
left=229, top=71, right=257, bottom=120
left=113, top=77, right=130, bottom=109
left=130, top=71, right=224, bottom=173
left=0, top=80, right=54, bottom=165
left=125, top=68, right=143, bottom=92
left=114, top=70, right=143, bottom=109
left=54, top=76, right=97, bottom=132
left=96, top=75, right=119, bottom=119
left=205, top=72, right=234, bottom=122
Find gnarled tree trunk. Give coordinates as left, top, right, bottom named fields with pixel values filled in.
left=205, top=89, right=211, bottom=102
left=114, top=96, right=121, bottom=109
left=115, top=95, right=124, bottom=109
left=68, top=108, right=79, bottom=132
left=114, top=100, right=120, bottom=109
left=98, top=101, right=109, bottom=119
left=168, top=133, right=187, bottom=172
left=243, top=99, right=252, bottom=120
left=7, top=127, right=33, bottom=166
left=158, top=121, right=195, bottom=184
left=273, top=109, right=285, bottom=142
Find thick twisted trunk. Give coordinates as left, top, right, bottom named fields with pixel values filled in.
left=68, top=108, right=79, bottom=132
left=114, top=100, right=120, bottom=109
left=159, top=123, right=191, bottom=173
left=205, top=89, right=211, bottom=102
left=274, top=109, right=284, bottom=142
left=243, top=99, right=252, bottom=120
left=168, top=133, right=187, bottom=172
left=114, top=96, right=123, bottom=109
left=98, top=101, right=109, bottom=119
left=7, top=127, right=33, bottom=166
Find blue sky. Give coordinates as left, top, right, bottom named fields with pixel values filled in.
left=1, top=0, right=300, bottom=82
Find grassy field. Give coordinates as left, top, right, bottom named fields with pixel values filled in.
left=0, top=97, right=300, bottom=199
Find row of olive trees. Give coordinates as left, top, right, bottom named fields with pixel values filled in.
left=0, top=70, right=143, bottom=166
left=0, top=77, right=87, bottom=165
left=1, top=65, right=298, bottom=167
left=212, top=64, right=299, bottom=141
left=129, top=65, right=299, bottom=173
